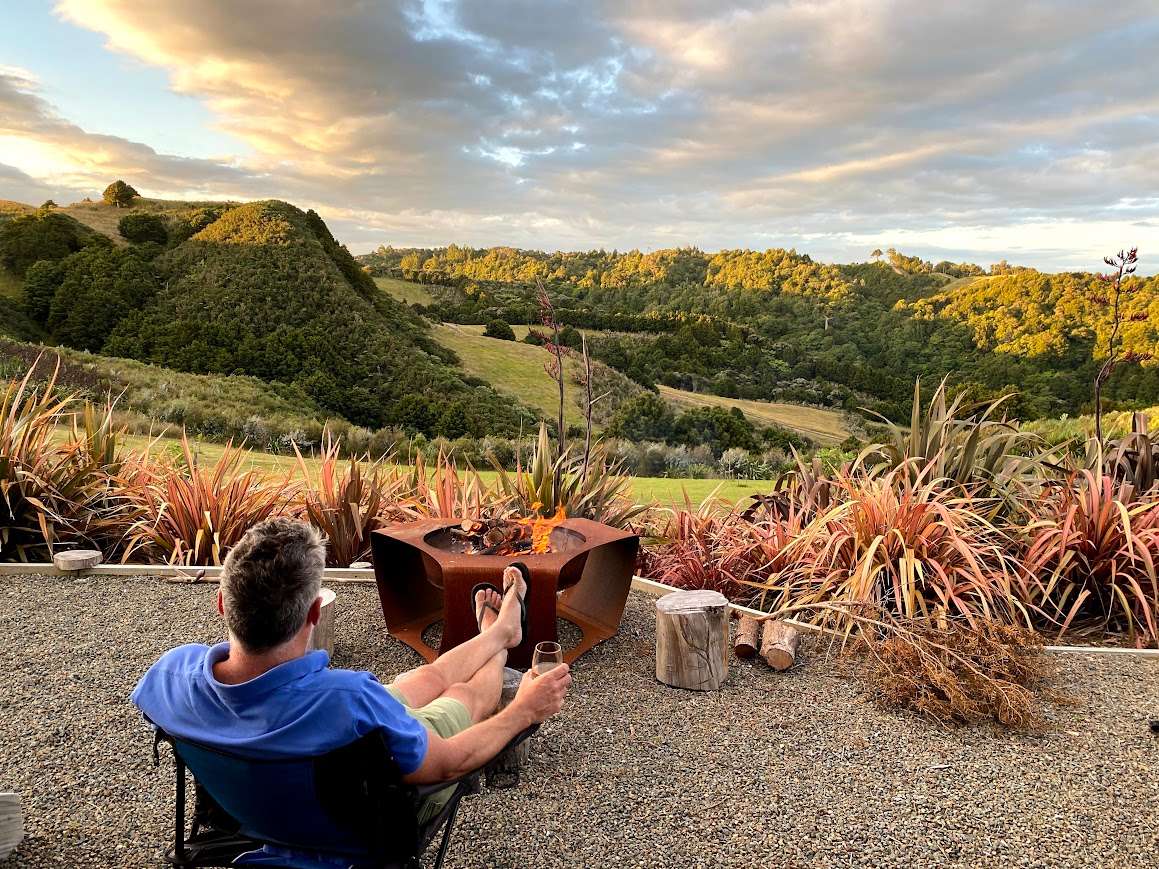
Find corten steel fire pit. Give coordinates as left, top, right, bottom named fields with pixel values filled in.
left=371, top=518, right=639, bottom=669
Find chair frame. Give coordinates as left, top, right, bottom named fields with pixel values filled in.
left=151, top=724, right=537, bottom=869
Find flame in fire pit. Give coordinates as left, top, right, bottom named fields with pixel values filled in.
left=518, top=504, right=567, bottom=554
left=445, top=505, right=570, bottom=555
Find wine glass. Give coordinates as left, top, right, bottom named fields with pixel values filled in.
left=531, top=641, right=563, bottom=677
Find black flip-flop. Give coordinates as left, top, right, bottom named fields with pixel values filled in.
left=470, top=583, right=502, bottom=633
left=505, top=561, right=531, bottom=638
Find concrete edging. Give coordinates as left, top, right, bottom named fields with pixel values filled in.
left=2, top=562, right=1157, bottom=657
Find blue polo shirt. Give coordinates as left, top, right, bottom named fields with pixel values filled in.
left=130, top=643, right=429, bottom=775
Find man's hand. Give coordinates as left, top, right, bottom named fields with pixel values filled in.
left=512, top=664, right=571, bottom=723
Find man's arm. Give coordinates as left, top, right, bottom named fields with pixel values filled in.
left=403, top=665, right=570, bottom=784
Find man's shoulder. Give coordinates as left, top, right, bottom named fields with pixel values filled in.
left=147, top=643, right=212, bottom=673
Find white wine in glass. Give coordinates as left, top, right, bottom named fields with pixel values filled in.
left=532, top=641, right=563, bottom=676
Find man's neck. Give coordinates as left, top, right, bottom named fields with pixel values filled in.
left=213, top=636, right=309, bottom=685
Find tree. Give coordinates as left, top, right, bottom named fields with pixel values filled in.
left=871, top=248, right=883, bottom=261
left=0, top=210, right=103, bottom=275
left=23, top=259, right=63, bottom=324
left=483, top=319, right=516, bottom=341
left=606, top=392, right=675, bottom=442
left=40, top=200, right=57, bottom=210
left=1090, top=247, right=1144, bottom=445
left=118, top=213, right=168, bottom=244
left=102, top=180, right=139, bottom=208
left=46, top=245, right=159, bottom=351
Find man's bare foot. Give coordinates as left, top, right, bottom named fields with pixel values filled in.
left=474, top=587, right=502, bottom=634
left=494, top=565, right=526, bottom=649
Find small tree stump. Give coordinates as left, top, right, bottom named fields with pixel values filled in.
left=309, top=588, right=337, bottom=656
left=0, top=792, right=23, bottom=861
left=486, top=667, right=531, bottom=789
left=760, top=620, right=801, bottom=671
left=655, top=590, right=729, bottom=691
left=734, top=615, right=761, bottom=659
left=52, top=549, right=101, bottom=571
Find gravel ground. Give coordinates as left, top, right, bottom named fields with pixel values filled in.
left=1, top=573, right=1157, bottom=868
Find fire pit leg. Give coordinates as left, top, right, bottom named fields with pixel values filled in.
left=557, top=529, right=639, bottom=663
left=371, top=529, right=445, bottom=663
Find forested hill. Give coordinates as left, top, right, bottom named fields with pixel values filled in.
left=360, top=245, right=1159, bottom=422
left=0, top=199, right=534, bottom=436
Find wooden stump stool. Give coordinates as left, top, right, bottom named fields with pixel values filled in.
left=52, top=549, right=101, bottom=571
left=486, top=667, right=531, bottom=789
left=309, top=588, right=337, bottom=657
left=655, top=590, right=729, bottom=691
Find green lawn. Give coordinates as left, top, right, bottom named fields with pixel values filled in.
left=375, top=276, right=435, bottom=306
left=117, top=432, right=771, bottom=506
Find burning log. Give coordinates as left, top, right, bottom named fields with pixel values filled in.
left=444, top=507, right=568, bottom=556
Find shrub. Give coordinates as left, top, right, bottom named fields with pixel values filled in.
left=750, top=469, right=1032, bottom=627
left=121, top=438, right=296, bottom=564
left=118, top=213, right=168, bottom=244
left=483, top=319, right=516, bottom=340
left=293, top=438, right=408, bottom=566
left=0, top=366, right=131, bottom=560
left=861, top=378, right=1048, bottom=510
left=1023, top=471, right=1159, bottom=645
left=490, top=422, right=646, bottom=527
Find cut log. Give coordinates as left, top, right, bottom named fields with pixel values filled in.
left=309, top=588, right=337, bottom=657
left=52, top=549, right=101, bottom=571
left=734, top=614, right=761, bottom=659
left=760, top=620, right=801, bottom=671
left=486, top=667, right=531, bottom=789
left=655, top=590, right=729, bottom=691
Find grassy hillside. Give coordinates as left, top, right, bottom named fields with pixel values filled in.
left=98, top=200, right=531, bottom=435
left=657, top=386, right=851, bottom=445
left=433, top=323, right=642, bottom=429
left=433, top=322, right=851, bottom=443
left=0, top=200, right=36, bottom=223
left=0, top=337, right=328, bottom=441
left=375, top=275, right=434, bottom=306
left=59, top=197, right=235, bottom=244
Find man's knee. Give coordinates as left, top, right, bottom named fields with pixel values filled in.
left=394, top=663, right=450, bottom=697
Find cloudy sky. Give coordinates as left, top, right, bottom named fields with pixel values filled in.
left=2, top=1, right=1157, bottom=271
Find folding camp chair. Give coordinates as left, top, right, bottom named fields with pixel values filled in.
left=149, top=722, right=537, bottom=869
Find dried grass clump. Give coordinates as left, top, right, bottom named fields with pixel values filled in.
left=856, top=614, right=1052, bottom=729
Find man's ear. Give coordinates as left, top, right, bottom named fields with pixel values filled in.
left=306, top=594, right=323, bottom=627
left=216, top=588, right=225, bottom=617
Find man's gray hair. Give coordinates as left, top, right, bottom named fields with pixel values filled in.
left=220, top=518, right=326, bottom=652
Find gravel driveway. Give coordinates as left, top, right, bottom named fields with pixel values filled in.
left=0, top=573, right=1156, bottom=868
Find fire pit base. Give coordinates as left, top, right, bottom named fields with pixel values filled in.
left=371, top=518, right=639, bottom=669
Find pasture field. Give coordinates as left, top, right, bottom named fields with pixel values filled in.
left=436, top=324, right=854, bottom=444
left=374, top=276, right=435, bottom=306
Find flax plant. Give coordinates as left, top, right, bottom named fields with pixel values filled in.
left=122, top=436, right=297, bottom=565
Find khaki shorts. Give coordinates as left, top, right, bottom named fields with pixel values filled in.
left=386, top=685, right=473, bottom=824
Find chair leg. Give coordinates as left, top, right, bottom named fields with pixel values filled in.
left=432, top=797, right=462, bottom=869
left=174, top=755, right=187, bottom=864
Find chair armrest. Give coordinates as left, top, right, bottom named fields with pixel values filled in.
left=412, top=723, right=539, bottom=798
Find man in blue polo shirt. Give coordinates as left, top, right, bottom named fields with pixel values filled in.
left=132, top=517, right=570, bottom=827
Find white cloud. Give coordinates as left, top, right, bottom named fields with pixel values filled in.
left=0, top=0, right=1152, bottom=271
